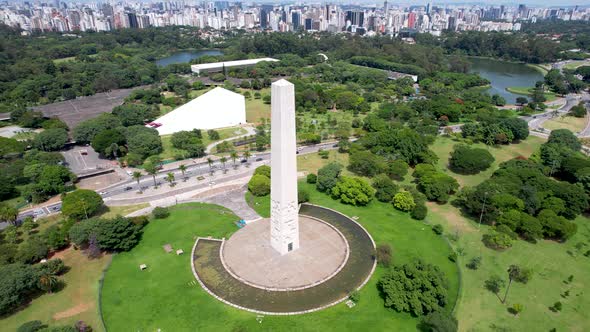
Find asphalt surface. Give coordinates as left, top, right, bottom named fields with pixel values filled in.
left=3, top=141, right=342, bottom=229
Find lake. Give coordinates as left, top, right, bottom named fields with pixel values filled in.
left=155, top=50, right=223, bottom=67
left=468, top=57, right=544, bottom=104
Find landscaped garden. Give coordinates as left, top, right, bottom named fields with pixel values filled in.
left=100, top=196, right=459, bottom=330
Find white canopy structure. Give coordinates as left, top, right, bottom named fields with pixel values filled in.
left=153, top=87, right=246, bottom=136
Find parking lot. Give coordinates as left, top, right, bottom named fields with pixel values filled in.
left=32, top=87, right=141, bottom=129
left=61, top=146, right=114, bottom=175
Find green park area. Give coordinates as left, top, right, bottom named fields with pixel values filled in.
left=158, top=126, right=247, bottom=160
left=505, top=86, right=558, bottom=102
left=99, top=197, right=459, bottom=331
left=543, top=115, right=588, bottom=133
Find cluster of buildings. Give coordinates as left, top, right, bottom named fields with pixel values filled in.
left=1, top=1, right=589, bottom=36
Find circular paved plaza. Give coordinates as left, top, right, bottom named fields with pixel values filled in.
left=222, top=216, right=349, bottom=290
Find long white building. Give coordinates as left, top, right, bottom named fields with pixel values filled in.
left=190, top=58, right=279, bottom=75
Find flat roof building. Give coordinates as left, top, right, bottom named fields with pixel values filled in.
left=190, top=57, right=279, bottom=75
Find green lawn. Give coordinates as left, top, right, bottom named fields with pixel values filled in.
left=424, top=134, right=590, bottom=331
left=563, top=60, right=590, bottom=70
left=0, top=248, right=111, bottom=331
left=99, top=203, right=149, bottom=219
left=101, top=195, right=459, bottom=331
left=505, top=87, right=558, bottom=102
left=543, top=115, right=588, bottom=133
left=431, top=136, right=544, bottom=188
left=158, top=126, right=247, bottom=160
left=245, top=191, right=270, bottom=218
left=427, top=203, right=590, bottom=332
left=297, top=149, right=351, bottom=176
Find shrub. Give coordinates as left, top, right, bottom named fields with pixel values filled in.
left=393, top=191, right=415, bottom=212
left=376, top=243, right=392, bottom=267
left=298, top=187, right=310, bottom=204
left=372, top=174, right=399, bottom=202
left=306, top=173, right=317, bottom=184
left=411, top=204, right=427, bottom=220
left=432, top=224, right=444, bottom=235
left=496, top=224, right=518, bottom=240
left=482, top=232, right=513, bottom=250
left=388, top=159, right=409, bottom=180
left=253, top=165, right=271, bottom=178
left=378, top=260, right=449, bottom=316
left=316, top=162, right=342, bottom=192
left=420, top=311, right=458, bottom=332
left=349, top=290, right=360, bottom=303
left=448, top=252, right=457, bottom=262
left=152, top=207, right=170, bottom=219
left=248, top=174, right=271, bottom=196
left=551, top=301, right=563, bottom=312
left=17, top=320, right=45, bottom=332
left=330, top=176, right=375, bottom=206
left=466, top=256, right=482, bottom=270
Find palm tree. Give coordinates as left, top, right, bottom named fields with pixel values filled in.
left=207, top=157, right=214, bottom=174
left=503, top=265, right=521, bottom=304
left=230, top=151, right=238, bottom=169
left=179, top=164, right=187, bottom=181
left=132, top=171, right=143, bottom=193
left=243, top=150, right=251, bottom=167
left=166, top=172, right=175, bottom=187
left=38, top=273, right=58, bottom=293
left=220, top=156, right=228, bottom=173
left=145, top=163, right=158, bottom=188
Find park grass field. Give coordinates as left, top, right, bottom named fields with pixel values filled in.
left=245, top=191, right=270, bottom=218
left=0, top=248, right=111, bottom=331
left=297, top=149, right=351, bottom=176
left=158, top=126, right=246, bottom=160
left=543, top=115, right=588, bottom=133
left=427, top=203, right=590, bottom=332
left=505, top=86, right=558, bottom=102
left=101, top=193, right=459, bottom=331
left=424, top=134, right=590, bottom=331
left=98, top=203, right=150, bottom=219
left=431, top=136, right=545, bottom=188
left=563, top=60, right=590, bottom=70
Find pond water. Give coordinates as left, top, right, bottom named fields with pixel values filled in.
left=468, top=57, right=544, bottom=104
left=155, top=50, right=223, bottom=67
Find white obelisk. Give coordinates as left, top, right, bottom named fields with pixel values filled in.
left=270, top=79, right=299, bottom=255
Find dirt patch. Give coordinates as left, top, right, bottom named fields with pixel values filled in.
left=427, top=203, right=476, bottom=234
left=53, top=302, right=93, bottom=320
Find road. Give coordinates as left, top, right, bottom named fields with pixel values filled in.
left=5, top=140, right=343, bottom=228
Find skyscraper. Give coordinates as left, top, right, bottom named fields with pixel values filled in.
left=292, top=11, right=301, bottom=30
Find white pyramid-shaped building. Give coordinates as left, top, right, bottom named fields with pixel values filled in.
left=153, top=87, right=246, bottom=135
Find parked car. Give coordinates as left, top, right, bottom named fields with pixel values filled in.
left=124, top=186, right=133, bottom=191
left=256, top=157, right=263, bottom=161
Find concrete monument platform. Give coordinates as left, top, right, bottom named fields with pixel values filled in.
left=221, top=216, right=349, bottom=291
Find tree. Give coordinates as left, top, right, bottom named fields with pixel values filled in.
left=165, top=172, right=175, bottom=186
left=125, top=126, right=162, bottom=159
left=16, top=320, right=45, bottom=332
left=43, top=225, right=68, bottom=250
left=372, top=174, right=399, bottom=202
left=248, top=174, right=271, bottom=196
left=420, top=311, right=458, bottom=332
left=179, top=165, right=187, bottom=181
left=0, top=263, right=38, bottom=315
left=317, top=162, right=342, bottom=192
left=330, top=176, right=375, bottom=206
left=388, top=160, right=409, bottom=181
left=16, top=236, right=48, bottom=264
left=152, top=207, right=170, bottom=219
left=91, top=129, right=126, bottom=157
left=503, top=265, right=522, bottom=304
left=207, top=129, right=220, bottom=140
left=144, top=163, right=158, bottom=188
left=376, top=243, right=392, bottom=267
left=61, top=190, right=104, bottom=220
left=417, top=172, right=459, bottom=203
left=33, top=128, right=68, bottom=151
left=516, top=96, right=528, bottom=105
left=97, top=216, right=143, bottom=252
left=484, top=275, right=505, bottom=301
left=449, top=145, right=494, bottom=174
left=132, top=171, right=143, bottom=192
left=0, top=204, right=18, bottom=225
left=393, top=191, right=416, bottom=212
left=411, top=204, right=428, bottom=220
left=37, top=272, right=58, bottom=294
left=378, top=260, right=449, bottom=316
left=230, top=151, right=239, bottom=169
left=348, top=149, right=386, bottom=177
left=242, top=151, right=251, bottom=165
left=548, top=129, right=581, bottom=151
left=207, top=157, right=214, bottom=173
left=73, top=113, right=121, bottom=144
